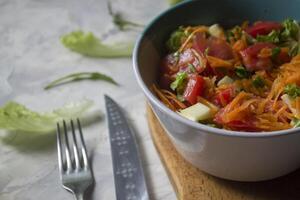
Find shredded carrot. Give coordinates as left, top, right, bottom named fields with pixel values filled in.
left=206, top=55, right=234, bottom=68
left=232, top=39, right=247, bottom=52
left=178, top=26, right=208, bottom=52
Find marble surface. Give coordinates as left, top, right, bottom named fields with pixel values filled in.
left=0, top=0, right=176, bottom=199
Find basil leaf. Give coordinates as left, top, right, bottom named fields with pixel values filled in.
left=284, top=84, right=300, bottom=98
left=45, top=72, right=118, bottom=90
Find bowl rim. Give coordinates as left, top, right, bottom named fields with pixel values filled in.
left=132, top=0, right=300, bottom=138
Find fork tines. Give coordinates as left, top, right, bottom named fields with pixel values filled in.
left=57, top=119, right=89, bottom=173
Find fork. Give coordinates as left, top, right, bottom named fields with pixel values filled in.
left=56, top=119, right=94, bottom=200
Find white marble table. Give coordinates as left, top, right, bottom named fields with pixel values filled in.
left=0, top=0, right=176, bottom=199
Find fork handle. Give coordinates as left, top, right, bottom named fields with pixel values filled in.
left=74, top=193, right=83, bottom=200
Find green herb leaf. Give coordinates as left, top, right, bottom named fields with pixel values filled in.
left=107, top=1, right=144, bottom=31
left=256, top=30, right=280, bottom=43
left=235, top=66, right=250, bottom=78
left=177, top=94, right=185, bottom=102
left=167, top=27, right=188, bottom=52
left=61, top=31, right=133, bottom=57
left=284, top=84, right=300, bottom=98
left=271, top=47, right=281, bottom=59
left=289, top=42, right=300, bottom=57
left=0, top=100, right=95, bottom=133
left=281, top=19, right=300, bottom=41
left=291, top=118, right=300, bottom=128
left=171, top=72, right=187, bottom=91
left=188, top=63, right=196, bottom=73
left=45, top=72, right=118, bottom=90
left=226, top=26, right=242, bottom=42
left=252, top=76, right=265, bottom=88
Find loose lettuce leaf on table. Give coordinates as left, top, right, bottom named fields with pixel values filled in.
left=61, top=31, right=133, bottom=57
left=0, top=100, right=96, bottom=133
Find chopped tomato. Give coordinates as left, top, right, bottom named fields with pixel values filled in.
left=178, top=49, right=206, bottom=73
left=193, top=33, right=234, bottom=60
left=183, top=75, right=205, bottom=105
left=225, top=120, right=259, bottom=131
left=245, top=21, right=282, bottom=37
left=240, top=42, right=276, bottom=71
left=275, top=49, right=291, bottom=64
left=214, top=109, right=259, bottom=131
left=213, top=86, right=235, bottom=107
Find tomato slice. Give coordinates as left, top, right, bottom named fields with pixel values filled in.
left=183, top=75, right=205, bottom=105
left=245, top=21, right=282, bottom=37
left=240, top=42, right=275, bottom=71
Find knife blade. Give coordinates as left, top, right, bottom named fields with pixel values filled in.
left=104, top=95, right=149, bottom=200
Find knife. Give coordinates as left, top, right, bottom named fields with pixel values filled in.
left=104, top=95, right=150, bottom=200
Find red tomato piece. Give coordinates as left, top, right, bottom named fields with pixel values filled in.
left=178, top=49, right=206, bottom=73
left=245, top=21, right=282, bottom=37
left=213, top=86, right=235, bottom=107
left=240, top=42, right=275, bottom=71
left=226, top=120, right=259, bottom=131
left=214, top=109, right=259, bottom=131
left=193, top=33, right=234, bottom=60
left=183, top=75, right=205, bottom=105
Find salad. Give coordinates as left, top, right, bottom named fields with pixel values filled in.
left=154, top=19, right=300, bottom=132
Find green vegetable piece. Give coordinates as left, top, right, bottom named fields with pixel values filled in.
left=271, top=47, right=281, bottom=59
left=168, top=0, right=184, bottom=6
left=188, top=63, right=196, bottom=73
left=284, top=84, right=300, bottom=98
left=281, top=19, right=300, bottom=41
left=44, top=72, right=118, bottom=90
left=177, top=94, right=185, bottom=102
left=0, top=100, right=94, bottom=133
left=252, top=76, right=265, bottom=88
left=61, top=31, right=134, bottom=57
left=170, top=72, right=187, bottom=91
left=289, top=42, right=300, bottom=57
left=291, top=118, right=300, bottom=128
left=107, top=1, right=144, bottom=31
left=235, top=66, right=250, bottom=78
left=166, top=27, right=187, bottom=52
left=256, top=30, right=280, bottom=43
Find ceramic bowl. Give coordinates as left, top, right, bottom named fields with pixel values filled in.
left=133, top=0, right=300, bottom=181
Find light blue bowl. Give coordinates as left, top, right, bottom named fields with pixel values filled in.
left=133, top=0, right=300, bottom=181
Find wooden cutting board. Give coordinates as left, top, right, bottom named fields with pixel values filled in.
left=146, top=105, right=300, bottom=200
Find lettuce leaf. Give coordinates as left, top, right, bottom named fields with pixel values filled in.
left=0, top=99, right=96, bottom=133
left=61, top=31, right=133, bottom=57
